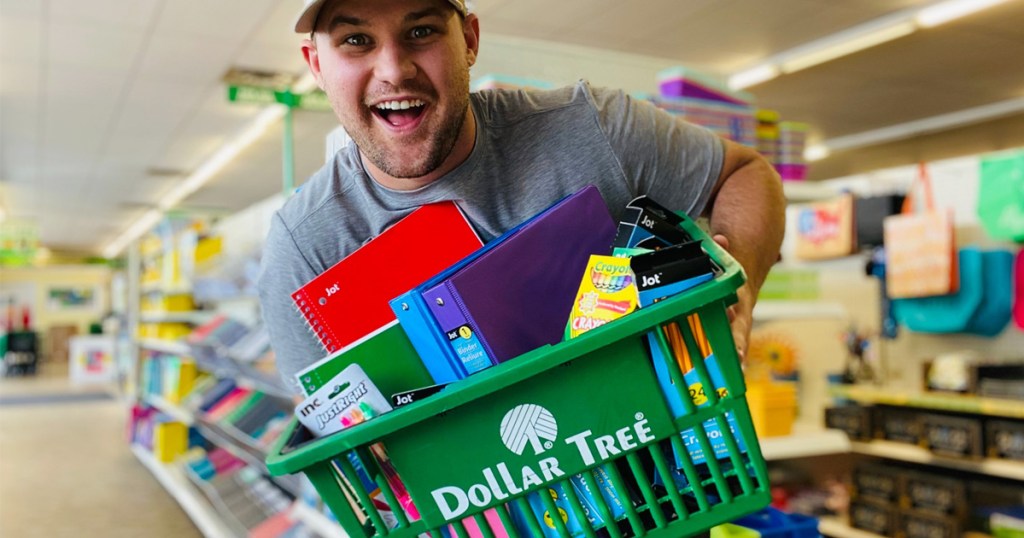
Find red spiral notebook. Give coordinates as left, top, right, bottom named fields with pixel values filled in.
left=291, top=202, right=483, bottom=354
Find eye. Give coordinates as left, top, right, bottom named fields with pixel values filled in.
left=409, top=26, right=435, bottom=40
left=343, top=34, right=371, bottom=46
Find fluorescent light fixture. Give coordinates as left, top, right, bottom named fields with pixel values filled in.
left=780, top=20, right=916, bottom=73
left=917, top=0, right=1011, bottom=27
left=102, top=102, right=290, bottom=258
left=728, top=64, right=779, bottom=90
left=158, top=105, right=287, bottom=210
left=805, top=145, right=831, bottom=162
left=823, top=96, right=1024, bottom=152
left=102, top=209, right=163, bottom=259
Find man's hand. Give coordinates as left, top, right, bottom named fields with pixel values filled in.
left=712, top=234, right=753, bottom=362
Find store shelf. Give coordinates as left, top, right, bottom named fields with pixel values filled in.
left=850, top=440, right=1024, bottom=480
left=192, top=414, right=302, bottom=495
left=130, top=444, right=235, bottom=538
left=140, top=311, right=216, bottom=324
left=818, top=516, right=884, bottom=538
left=783, top=182, right=841, bottom=203
left=830, top=384, right=1024, bottom=419
left=291, top=502, right=347, bottom=538
left=138, top=338, right=191, bottom=356
left=141, top=283, right=194, bottom=295
left=753, top=301, right=847, bottom=321
left=144, top=394, right=194, bottom=425
left=759, top=428, right=851, bottom=461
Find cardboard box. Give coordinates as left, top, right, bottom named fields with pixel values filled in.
left=45, top=325, right=78, bottom=363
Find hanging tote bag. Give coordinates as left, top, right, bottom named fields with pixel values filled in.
left=1015, top=249, right=1024, bottom=330
left=795, top=194, right=857, bottom=260
left=978, top=150, right=1024, bottom=242
left=884, top=163, right=959, bottom=298
left=893, top=247, right=982, bottom=333
left=964, top=250, right=1014, bottom=336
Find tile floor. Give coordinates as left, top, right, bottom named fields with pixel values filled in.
left=0, top=361, right=202, bottom=537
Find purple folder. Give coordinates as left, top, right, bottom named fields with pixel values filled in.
left=422, top=185, right=617, bottom=364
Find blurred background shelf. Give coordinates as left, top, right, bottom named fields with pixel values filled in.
left=850, top=439, right=1024, bottom=480
left=130, top=445, right=235, bottom=538
left=759, top=428, right=851, bottom=461
left=830, top=385, right=1024, bottom=419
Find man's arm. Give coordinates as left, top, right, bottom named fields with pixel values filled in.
left=704, top=139, right=786, bottom=358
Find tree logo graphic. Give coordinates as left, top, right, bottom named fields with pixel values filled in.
left=499, top=404, right=558, bottom=456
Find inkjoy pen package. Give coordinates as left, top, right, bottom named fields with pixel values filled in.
left=648, top=341, right=748, bottom=466
left=515, top=465, right=629, bottom=538
left=565, top=255, right=640, bottom=340
left=294, top=363, right=393, bottom=438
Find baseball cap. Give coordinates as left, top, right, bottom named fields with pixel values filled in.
left=295, top=0, right=468, bottom=33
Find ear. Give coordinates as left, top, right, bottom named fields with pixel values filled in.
left=462, top=13, right=481, bottom=67
left=301, top=37, right=326, bottom=90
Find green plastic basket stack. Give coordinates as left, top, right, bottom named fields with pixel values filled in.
left=267, top=214, right=771, bottom=537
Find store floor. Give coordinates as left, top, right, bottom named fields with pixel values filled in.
left=0, top=361, right=201, bottom=538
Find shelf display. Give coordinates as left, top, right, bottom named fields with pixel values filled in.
left=124, top=198, right=348, bottom=537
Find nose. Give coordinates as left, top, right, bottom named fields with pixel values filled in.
left=373, top=41, right=417, bottom=86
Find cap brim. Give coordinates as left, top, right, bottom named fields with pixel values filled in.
left=294, top=0, right=326, bottom=33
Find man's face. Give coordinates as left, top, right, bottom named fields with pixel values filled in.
left=304, top=0, right=479, bottom=181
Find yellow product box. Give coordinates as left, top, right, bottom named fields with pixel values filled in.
left=565, top=255, right=640, bottom=339
left=170, top=360, right=198, bottom=404
left=160, top=294, right=195, bottom=312
left=157, top=323, right=192, bottom=340
left=194, top=236, right=223, bottom=265
left=153, top=421, right=188, bottom=463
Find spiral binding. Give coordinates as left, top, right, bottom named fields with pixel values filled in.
left=292, top=292, right=340, bottom=354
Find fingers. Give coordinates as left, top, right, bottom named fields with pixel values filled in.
left=712, top=233, right=730, bottom=251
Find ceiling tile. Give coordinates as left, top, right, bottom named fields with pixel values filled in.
left=47, top=19, right=146, bottom=74
left=138, top=34, right=238, bottom=83
left=0, top=0, right=45, bottom=17
left=234, top=40, right=308, bottom=77
left=155, top=0, right=279, bottom=41
left=48, top=0, right=162, bottom=30
left=0, top=12, right=43, bottom=64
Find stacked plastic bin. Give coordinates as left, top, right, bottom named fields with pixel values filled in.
left=652, top=67, right=757, bottom=148
left=776, top=122, right=809, bottom=181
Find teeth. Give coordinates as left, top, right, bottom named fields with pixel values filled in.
left=375, top=99, right=424, bottom=110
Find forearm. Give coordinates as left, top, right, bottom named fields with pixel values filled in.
left=706, top=145, right=786, bottom=307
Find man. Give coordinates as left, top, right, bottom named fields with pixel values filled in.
left=259, top=0, right=786, bottom=392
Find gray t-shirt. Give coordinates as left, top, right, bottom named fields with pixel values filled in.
left=258, top=80, right=724, bottom=393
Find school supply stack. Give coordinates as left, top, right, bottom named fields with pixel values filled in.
left=289, top=202, right=483, bottom=413
left=267, top=186, right=772, bottom=538
left=651, top=67, right=757, bottom=148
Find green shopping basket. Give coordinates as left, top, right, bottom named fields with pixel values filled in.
left=267, top=215, right=771, bottom=537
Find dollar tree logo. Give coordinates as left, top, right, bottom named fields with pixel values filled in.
left=500, top=404, right=558, bottom=456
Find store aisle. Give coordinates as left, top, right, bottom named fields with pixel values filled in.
left=0, top=363, right=202, bottom=538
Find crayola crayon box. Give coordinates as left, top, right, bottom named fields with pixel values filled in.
left=565, top=255, right=640, bottom=340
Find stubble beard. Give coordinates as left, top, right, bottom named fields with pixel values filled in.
left=350, top=70, right=471, bottom=180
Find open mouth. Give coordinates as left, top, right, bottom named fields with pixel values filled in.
left=372, top=99, right=427, bottom=129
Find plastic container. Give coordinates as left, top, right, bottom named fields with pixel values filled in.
left=746, top=383, right=797, bottom=438
left=267, top=214, right=771, bottom=537
left=727, top=507, right=819, bottom=538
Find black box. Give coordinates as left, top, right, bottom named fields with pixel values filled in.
left=855, top=194, right=905, bottom=248
left=899, top=510, right=963, bottom=538
left=874, top=405, right=921, bottom=444
left=985, top=419, right=1024, bottom=461
left=852, top=462, right=902, bottom=503
left=920, top=413, right=984, bottom=458
left=825, top=405, right=873, bottom=441
left=902, top=471, right=968, bottom=517
left=849, top=499, right=898, bottom=536
left=975, top=364, right=1024, bottom=400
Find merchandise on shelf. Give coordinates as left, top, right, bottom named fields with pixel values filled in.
left=656, top=66, right=754, bottom=106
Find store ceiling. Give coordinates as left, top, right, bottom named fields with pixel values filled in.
left=2, top=0, right=1023, bottom=255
